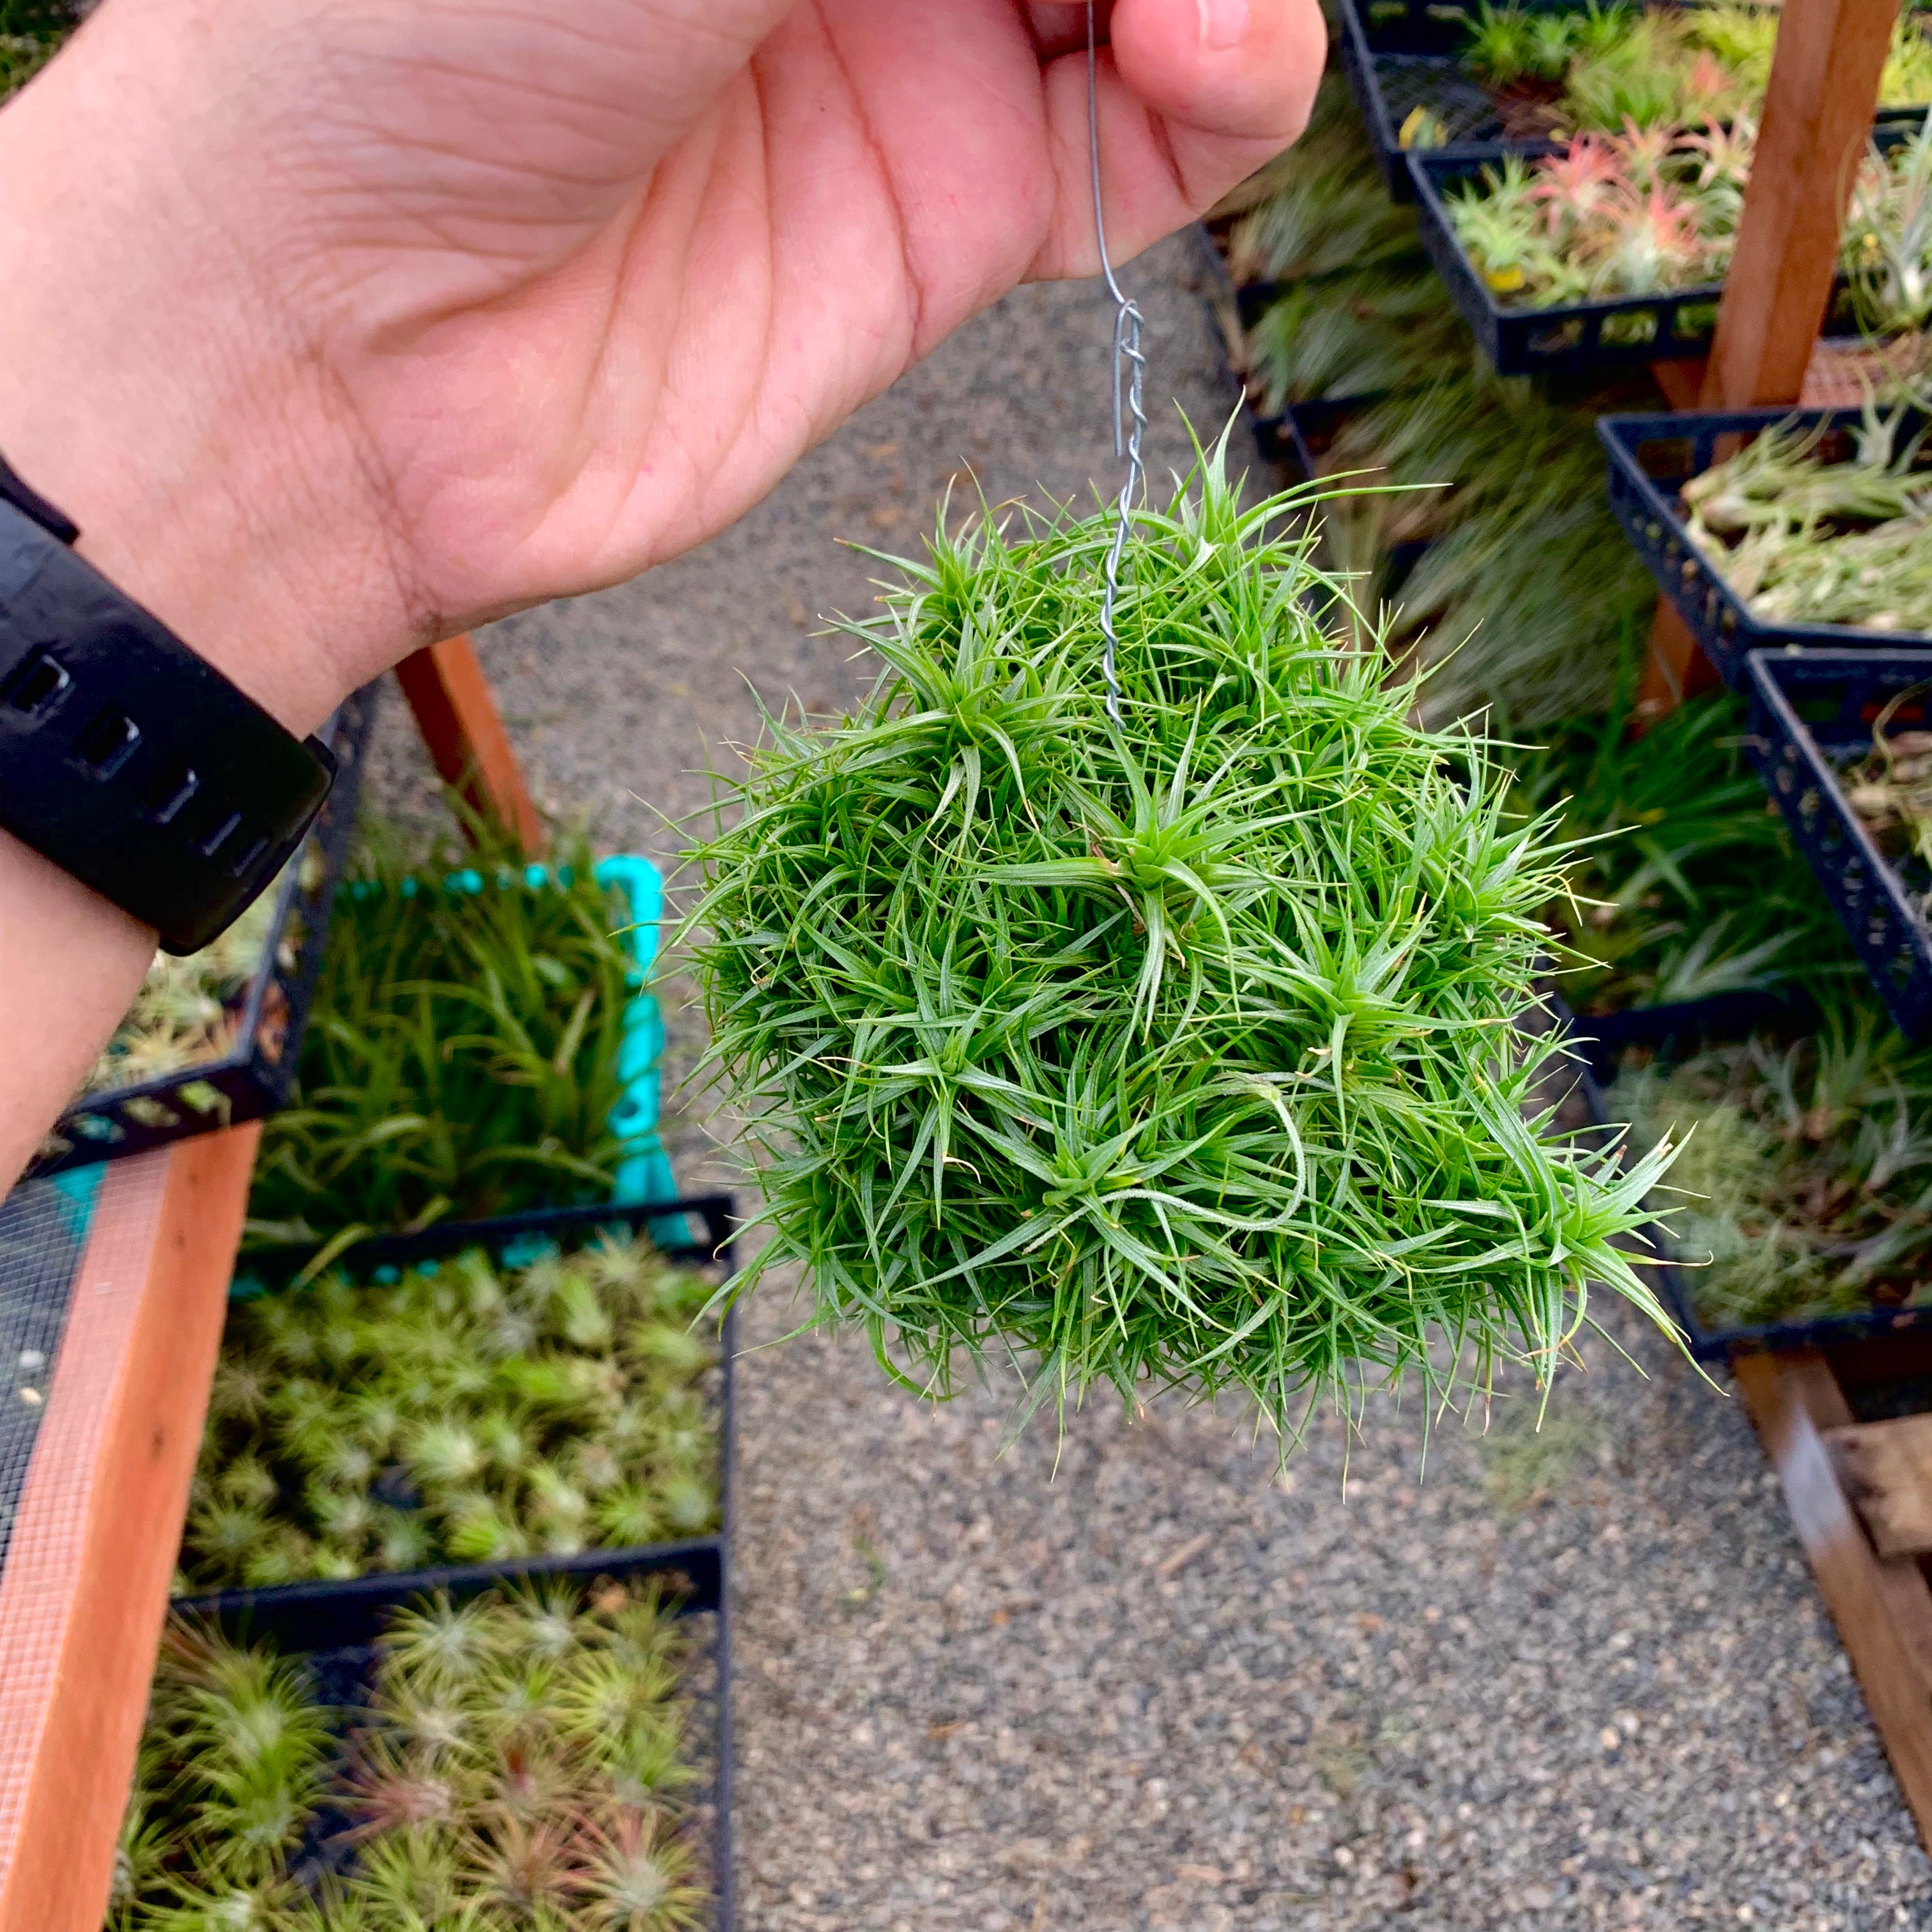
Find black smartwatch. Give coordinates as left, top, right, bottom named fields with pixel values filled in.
left=0, top=451, right=336, bottom=955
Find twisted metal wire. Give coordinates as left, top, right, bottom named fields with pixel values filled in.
left=1086, top=0, right=1146, bottom=730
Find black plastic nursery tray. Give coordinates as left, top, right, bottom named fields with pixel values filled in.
left=1409, top=148, right=1726, bottom=374
left=1414, top=114, right=1927, bottom=379
left=215, top=1194, right=740, bottom=1586
left=185, top=1192, right=742, bottom=1919
left=174, top=1537, right=735, bottom=1928
left=1567, top=995, right=1932, bottom=1362
left=1600, top=408, right=1932, bottom=692
left=1337, top=0, right=1555, bottom=199
left=1558, top=984, right=1818, bottom=1085
left=1745, top=650, right=1932, bottom=1041
left=26, top=682, right=379, bottom=1181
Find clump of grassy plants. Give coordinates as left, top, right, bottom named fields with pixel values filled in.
left=1512, top=686, right=1854, bottom=1014
left=1319, top=365, right=1656, bottom=728
left=1220, top=79, right=1653, bottom=728
left=684, top=452, right=1679, bottom=1445
left=109, top=1576, right=709, bottom=1931
left=1680, top=395, right=1932, bottom=634
left=1225, top=75, right=1469, bottom=410
left=247, top=809, right=638, bottom=1248
left=1611, top=992, right=1932, bottom=1331
left=178, top=1234, right=718, bottom=1591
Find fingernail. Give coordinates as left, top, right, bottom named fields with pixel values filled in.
left=1197, top=0, right=1250, bottom=49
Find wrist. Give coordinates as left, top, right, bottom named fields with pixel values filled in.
left=0, top=31, right=411, bottom=737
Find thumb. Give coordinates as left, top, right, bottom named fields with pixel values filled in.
left=1029, top=0, right=1324, bottom=279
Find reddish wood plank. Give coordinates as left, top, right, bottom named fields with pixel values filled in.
left=1634, top=604, right=1721, bottom=728
left=1647, top=359, right=1707, bottom=411
left=1826, top=1414, right=1932, bottom=1558
left=0, top=1128, right=257, bottom=1932
left=1701, top=0, right=1903, bottom=408
left=1637, top=0, right=1896, bottom=716
left=1734, top=1351, right=1932, bottom=1848
left=394, top=634, right=544, bottom=855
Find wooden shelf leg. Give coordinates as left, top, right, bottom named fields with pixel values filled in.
left=1701, top=0, right=1903, bottom=410
left=0, top=1128, right=259, bottom=1932
left=1734, top=1350, right=1932, bottom=1851
left=394, top=634, right=544, bottom=855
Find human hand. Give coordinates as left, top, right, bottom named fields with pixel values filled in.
left=0, top=0, right=1321, bottom=735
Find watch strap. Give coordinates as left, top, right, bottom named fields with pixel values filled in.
left=0, top=489, right=336, bottom=954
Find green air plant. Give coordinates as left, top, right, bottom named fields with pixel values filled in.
left=1223, top=75, right=1434, bottom=289
left=79, top=872, right=289, bottom=1098
left=1445, top=119, right=1747, bottom=319
left=1612, top=990, right=1932, bottom=1332
left=1225, top=74, right=1470, bottom=411
left=1222, top=73, right=1649, bottom=727
left=246, top=807, right=636, bottom=1248
left=1839, top=680, right=1932, bottom=903
left=177, top=1234, right=719, bottom=1591
left=1510, top=686, right=1855, bottom=1013
left=1317, top=363, right=1657, bottom=729
left=684, top=450, right=1680, bottom=1445
left=109, top=1577, right=709, bottom=1932
left=1679, top=397, right=1932, bottom=635
left=1845, top=118, right=1932, bottom=340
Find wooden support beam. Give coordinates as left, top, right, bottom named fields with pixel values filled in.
left=1639, top=0, right=1899, bottom=715
left=1827, top=1414, right=1932, bottom=1558
left=1701, top=0, right=1903, bottom=411
left=1734, top=1351, right=1932, bottom=1848
left=394, top=634, right=544, bottom=855
left=0, top=1128, right=258, bottom=1932
left=1636, top=604, right=1721, bottom=726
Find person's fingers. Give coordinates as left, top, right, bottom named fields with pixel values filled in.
left=1026, top=0, right=1325, bottom=279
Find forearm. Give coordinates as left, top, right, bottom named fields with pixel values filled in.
left=0, top=21, right=392, bottom=1187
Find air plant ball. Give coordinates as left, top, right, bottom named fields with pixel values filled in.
left=692, top=457, right=1676, bottom=1437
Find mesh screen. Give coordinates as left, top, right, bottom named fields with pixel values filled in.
left=1376, top=56, right=1508, bottom=145
left=0, top=1169, right=96, bottom=1570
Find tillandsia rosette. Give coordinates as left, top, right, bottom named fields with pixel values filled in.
left=686, top=449, right=1679, bottom=1443
left=109, top=1579, right=710, bottom=1932
left=1680, top=399, right=1932, bottom=636
left=1840, top=678, right=1932, bottom=915
left=180, top=1236, right=719, bottom=1590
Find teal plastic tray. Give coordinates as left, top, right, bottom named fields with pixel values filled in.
left=335, top=850, right=676, bottom=1211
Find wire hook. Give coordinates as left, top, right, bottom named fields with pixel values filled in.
left=1086, top=0, right=1146, bottom=730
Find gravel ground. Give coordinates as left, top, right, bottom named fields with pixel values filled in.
left=362, top=231, right=1932, bottom=1929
